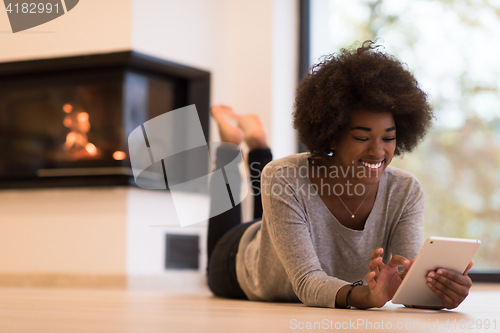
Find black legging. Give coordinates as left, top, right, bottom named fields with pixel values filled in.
left=206, top=147, right=272, bottom=298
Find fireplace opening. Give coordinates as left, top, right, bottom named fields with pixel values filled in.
left=0, top=52, right=210, bottom=188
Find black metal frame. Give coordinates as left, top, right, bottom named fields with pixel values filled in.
left=0, top=51, right=210, bottom=142
left=298, top=0, right=499, bottom=283
left=298, top=0, right=311, bottom=83
left=298, top=0, right=310, bottom=154
left=468, top=272, right=500, bottom=283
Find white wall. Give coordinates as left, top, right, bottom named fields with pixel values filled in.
left=131, top=0, right=298, bottom=157
left=130, top=0, right=298, bottom=226
left=0, top=0, right=133, bottom=282
left=129, top=0, right=298, bottom=279
left=0, top=0, right=299, bottom=288
left=0, top=0, right=299, bottom=153
left=0, top=0, right=131, bottom=62
left=0, top=188, right=127, bottom=275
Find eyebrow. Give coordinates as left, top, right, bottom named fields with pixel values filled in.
left=350, top=126, right=396, bottom=132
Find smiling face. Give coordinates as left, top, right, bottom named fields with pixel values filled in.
left=330, top=109, right=396, bottom=184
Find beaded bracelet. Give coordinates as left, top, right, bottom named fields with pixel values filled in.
left=345, top=280, right=364, bottom=309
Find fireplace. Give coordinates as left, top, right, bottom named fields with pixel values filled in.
left=0, top=52, right=210, bottom=188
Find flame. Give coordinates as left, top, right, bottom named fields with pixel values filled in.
left=62, top=106, right=98, bottom=159
left=63, top=104, right=73, bottom=113
left=85, top=143, right=97, bottom=156
left=113, top=151, right=126, bottom=160
left=77, top=112, right=90, bottom=133
left=64, top=132, right=76, bottom=149
left=77, top=112, right=89, bottom=122
left=63, top=116, right=72, bottom=128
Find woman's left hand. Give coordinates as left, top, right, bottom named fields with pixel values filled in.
left=426, top=261, right=474, bottom=309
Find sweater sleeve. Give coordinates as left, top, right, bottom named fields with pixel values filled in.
left=387, top=176, right=425, bottom=267
left=261, top=166, right=350, bottom=308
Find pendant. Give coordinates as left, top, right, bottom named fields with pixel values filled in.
left=351, top=215, right=355, bottom=218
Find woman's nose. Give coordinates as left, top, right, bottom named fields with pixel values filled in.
left=368, top=140, right=384, bottom=156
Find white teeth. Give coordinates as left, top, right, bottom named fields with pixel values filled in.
left=362, top=160, right=383, bottom=169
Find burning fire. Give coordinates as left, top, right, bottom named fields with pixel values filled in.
left=63, top=104, right=73, bottom=113
left=85, top=143, right=97, bottom=156
left=62, top=104, right=99, bottom=159
left=113, top=151, right=126, bottom=160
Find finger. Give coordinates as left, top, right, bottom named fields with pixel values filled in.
left=432, top=268, right=473, bottom=289
left=370, top=248, right=384, bottom=260
left=399, top=258, right=415, bottom=280
left=427, top=271, right=470, bottom=309
left=368, top=265, right=381, bottom=281
left=463, top=261, right=474, bottom=275
left=406, top=258, right=415, bottom=270
left=368, top=257, right=383, bottom=272
left=427, top=281, right=458, bottom=309
left=386, top=255, right=409, bottom=268
left=427, top=271, right=470, bottom=305
left=365, top=271, right=377, bottom=289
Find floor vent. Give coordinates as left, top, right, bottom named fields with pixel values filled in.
left=165, top=234, right=200, bottom=270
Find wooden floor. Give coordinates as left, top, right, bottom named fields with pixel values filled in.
left=1, top=284, right=499, bottom=333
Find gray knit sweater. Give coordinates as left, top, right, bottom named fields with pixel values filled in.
left=236, top=153, right=425, bottom=308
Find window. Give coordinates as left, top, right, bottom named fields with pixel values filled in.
left=305, top=0, right=500, bottom=276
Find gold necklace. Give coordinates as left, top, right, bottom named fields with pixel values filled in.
left=327, top=159, right=373, bottom=219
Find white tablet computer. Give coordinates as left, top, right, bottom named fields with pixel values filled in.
left=392, top=236, right=481, bottom=307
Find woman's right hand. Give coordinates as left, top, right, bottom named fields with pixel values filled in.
left=365, top=248, right=411, bottom=308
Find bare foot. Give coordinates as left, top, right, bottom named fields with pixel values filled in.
left=211, top=105, right=244, bottom=145
left=237, top=114, right=268, bottom=150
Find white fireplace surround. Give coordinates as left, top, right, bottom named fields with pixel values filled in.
left=0, top=187, right=209, bottom=292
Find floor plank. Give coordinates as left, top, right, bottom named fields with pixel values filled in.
left=0, top=284, right=498, bottom=332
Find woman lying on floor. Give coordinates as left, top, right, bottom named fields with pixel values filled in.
left=206, top=40, right=474, bottom=310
